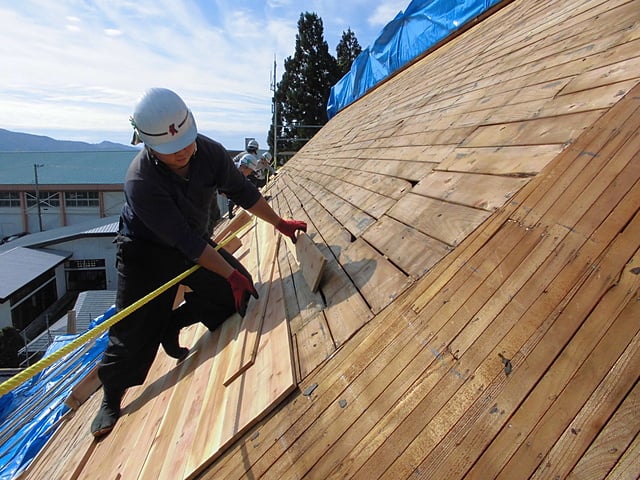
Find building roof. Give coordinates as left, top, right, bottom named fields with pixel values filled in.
left=13, top=0, right=640, bottom=478
left=19, top=290, right=117, bottom=355
left=0, top=215, right=119, bottom=254
left=0, top=150, right=137, bottom=186
left=0, top=247, right=71, bottom=301
left=0, top=217, right=119, bottom=301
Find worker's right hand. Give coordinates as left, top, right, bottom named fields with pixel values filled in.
left=227, top=269, right=258, bottom=316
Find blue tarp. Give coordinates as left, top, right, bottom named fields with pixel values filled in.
left=327, top=0, right=502, bottom=118
left=0, top=307, right=114, bottom=480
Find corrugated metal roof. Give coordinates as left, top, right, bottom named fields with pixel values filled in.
left=19, top=290, right=117, bottom=355
left=0, top=247, right=71, bottom=300
left=0, top=216, right=119, bottom=253
left=0, top=151, right=136, bottom=185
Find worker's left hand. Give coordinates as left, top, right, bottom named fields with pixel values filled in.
left=276, top=218, right=307, bottom=243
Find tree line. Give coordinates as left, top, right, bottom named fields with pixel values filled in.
left=268, top=12, right=362, bottom=161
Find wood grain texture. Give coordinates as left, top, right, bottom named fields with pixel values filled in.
left=20, top=0, right=640, bottom=478
left=294, top=232, right=327, bottom=292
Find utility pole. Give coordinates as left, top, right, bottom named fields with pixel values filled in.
left=33, top=164, right=44, bottom=232
left=271, top=54, right=278, bottom=166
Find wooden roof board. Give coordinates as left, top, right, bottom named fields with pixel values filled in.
left=199, top=87, right=639, bottom=479
left=18, top=0, right=640, bottom=478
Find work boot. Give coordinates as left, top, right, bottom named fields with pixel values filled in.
left=91, top=386, right=125, bottom=438
left=161, top=325, right=189, bottom=363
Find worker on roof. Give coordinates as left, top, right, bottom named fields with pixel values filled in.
left=255, top=151, right=277, bottom=188
left=90, top=88, right=307, bottom=438
left=227, top=139, right=261, bottom=219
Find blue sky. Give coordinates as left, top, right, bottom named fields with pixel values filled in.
left=0, top=0, right=407, bottom=150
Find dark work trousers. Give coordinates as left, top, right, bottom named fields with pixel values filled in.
left=97, top=236, right=253, bottom=392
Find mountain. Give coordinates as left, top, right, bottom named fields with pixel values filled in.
left=0, top=129, right=138, bottom=152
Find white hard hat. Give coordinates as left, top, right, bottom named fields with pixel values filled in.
left=247, top=139, right=259, bottom=151
left=130, top=88, right=197, bottom=154
left=239, top=154, right=258, bottom=171
left=261, top=152, right=272, bottom=162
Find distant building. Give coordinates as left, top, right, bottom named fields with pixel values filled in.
left=0, top=150, right=135, bottom=237
left=0, top=147, right=244, bottom=350
left=0, top=149, right=245, bottom=238
left=0, top=216, right=119, bottom=335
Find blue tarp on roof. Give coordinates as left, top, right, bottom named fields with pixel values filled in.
left=0, top=307, right=114, bottom=480
left=327, top=0, right=502, bottom=118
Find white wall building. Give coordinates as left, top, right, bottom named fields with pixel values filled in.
left=0, top=217, right=119, bottom=331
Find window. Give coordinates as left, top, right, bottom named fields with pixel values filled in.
left=25, top=191, right=60, bottom=207
left=10, top=272, right=57, bottom=330
left=65, top=191, right=99, bottom=207
left=65, top=258, right=107, bottom=291
left=0, top=192, right=21, bottom=207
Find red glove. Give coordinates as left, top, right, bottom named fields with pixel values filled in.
left=276, top=218, right=307, bottom=243
left=227, top=269, right=258, bottom=316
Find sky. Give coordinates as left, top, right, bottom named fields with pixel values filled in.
left=0, top=0, right=408, bottom=150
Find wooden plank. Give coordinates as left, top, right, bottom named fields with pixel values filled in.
left=78, top=323, right=204, bottom=479
left=603, top=432, right=640, bottom=480
left=302, top=180, right=377, bottom=237
left=438, top=144, right=563, bottom=175
left=278, top=180, right=374, bottom=346
left=224, top=265, right=294, bottom=435
left=561, top=48, right=640, bottom=95
left=20, top=395, right=101, bottom=480
left=222, top=221, right=279, bottom=386
left=377, top=212, right=640, bottom=480
left=276, top=236, right=325, bottom=332
left=182, top=315, right=243, bottom=477
left=495, top=282, right=640, bottom=480
left=510, top=85, right=640, bottom=226
left=188, top=264, right=296, bottom=480
left=344, top=225, right=548, bottom=479
left=64, top=364, right=101, bottom=410
left=450, top=213, right=640, bottom=480
left=139, top=325, right=214, bottom=479
left=461, top=109, right=607, bottom=147
left=294, top=312, right=335, bottom=380
left=220, top=236, right=242, bottom=255
left=361, top=215, right=451, bottom=278
left=347, top=126, right=640, bottom=479
left=157, top=327, right=228, bottom=480
left=294, top=232, right=327, bottom=292
left=293, top=163, right=412, bottom=200
left=340, top=238, right=412, bottom=314
left=212, top=210, right=251, bottom=243
left=388, top=193, right=492, bottom=247
left=530, top=327, right=640, bottom=479
left=423, top=116, right=640, bottom=475
left=566, top=381, right=640, bottom=479
left=484, top=79, right=640, bottom=125
left=413, top=171, right=530, bottom=211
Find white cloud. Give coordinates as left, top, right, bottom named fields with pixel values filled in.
left=368, top=1, right=408, bottom=26
left=0, top=1, right=400, bottom=148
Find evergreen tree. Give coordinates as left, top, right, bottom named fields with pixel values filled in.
left=336, top=28, right=362, bottom=77
left=270, top=12, right=341, bottom=157
left=0, top=326, right=22, bottom=367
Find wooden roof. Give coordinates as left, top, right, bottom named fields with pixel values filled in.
left=21, top=0, right=640, bottom=478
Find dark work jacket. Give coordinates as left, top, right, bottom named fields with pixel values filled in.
left=119, top=134, right=261, bottom=262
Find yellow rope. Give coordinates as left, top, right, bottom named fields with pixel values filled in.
left=0, top=220, right=253, bottom=397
